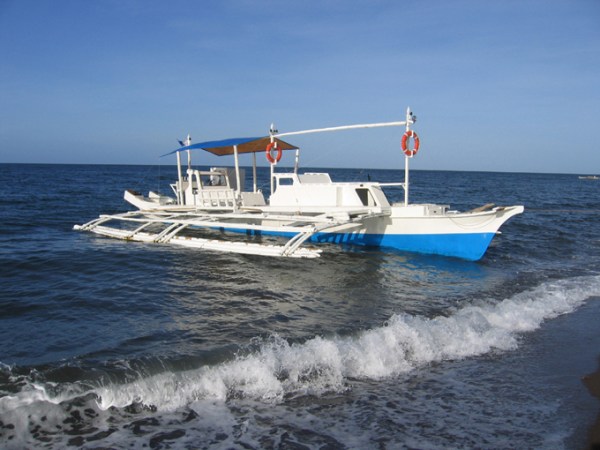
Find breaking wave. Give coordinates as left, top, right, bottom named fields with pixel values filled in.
left=97, top=274, right=600, bottom=410
left=2, top=274, right=598, bottom=419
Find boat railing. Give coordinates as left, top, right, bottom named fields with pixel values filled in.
left=193, top=189, right=237, bottom=209
left=182, top=168, right=238, bottom=210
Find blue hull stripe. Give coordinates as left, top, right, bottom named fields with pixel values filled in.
left=220, top=227, right=496, bottom=261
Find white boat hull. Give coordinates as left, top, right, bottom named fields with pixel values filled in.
left=221, top=204, right=523, bottom=260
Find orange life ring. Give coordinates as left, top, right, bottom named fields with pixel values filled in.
left=401, top=130, right=420, bottom=157
left=266, top=142, right=282, bottom=164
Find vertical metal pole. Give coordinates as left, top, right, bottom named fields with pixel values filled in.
left=233, top=145, right=241, bottom=195
left=404, top=155, right=409, bottom=206
left=404, top=107, right=411, bottom=207
left=270, top=162, right=274, bottom=197
left=268, top=128, right=276, bottom=198
left=176, top=151, right=183, bottom=205
left=294, top=149, right=299, bottom=174
left=252, top=152, right=257, bottom=193
left=185, top=135, right=192, bottom=178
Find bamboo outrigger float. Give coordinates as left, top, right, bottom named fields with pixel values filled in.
left=74, top=108, right=524, bottom=260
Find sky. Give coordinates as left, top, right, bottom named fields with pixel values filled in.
left=1, top=0, right=599, bottom=173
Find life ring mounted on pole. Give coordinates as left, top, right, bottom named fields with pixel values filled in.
left=266, top=141, right=282, bottom=164
left=401, top=130, right=420, bottom=157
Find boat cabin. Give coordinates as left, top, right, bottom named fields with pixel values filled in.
left=270, top=172, right=390, bottom=213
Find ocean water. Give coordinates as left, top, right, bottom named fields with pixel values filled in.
left=1, top=163, right=599, bottom=449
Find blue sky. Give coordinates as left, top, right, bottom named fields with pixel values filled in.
left=1, top=0, right=599, bottom=173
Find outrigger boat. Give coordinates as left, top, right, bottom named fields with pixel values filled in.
left=74, top=108, right=524, bottom=260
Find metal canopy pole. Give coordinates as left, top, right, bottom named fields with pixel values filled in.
left=176, top=152, right=183, bottom=205
left=294, top=149, right=300, bottom=174
left=252, top=152, right=257, bottom=193
left=233, top=145, right=241, bottom=195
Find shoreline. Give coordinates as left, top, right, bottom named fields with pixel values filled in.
left=583, top=357, right=600, bottom=449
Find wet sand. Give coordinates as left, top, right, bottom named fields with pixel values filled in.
left=583, top=357, right=600, bottom=449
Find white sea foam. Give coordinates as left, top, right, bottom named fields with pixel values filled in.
left=91, top=274, right=600, bottom=412
left=2, top=275, right=599, bottom=418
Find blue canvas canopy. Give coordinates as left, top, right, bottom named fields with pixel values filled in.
left=162, top=136, right=298, bottom=157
